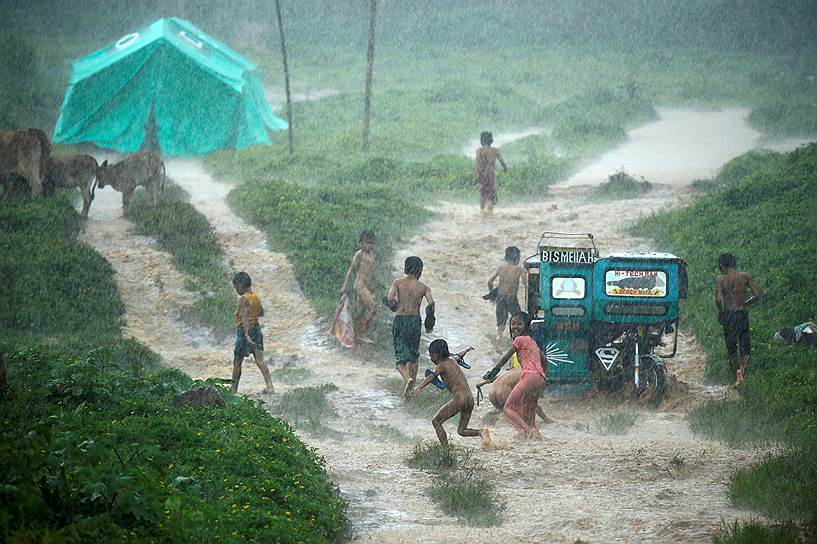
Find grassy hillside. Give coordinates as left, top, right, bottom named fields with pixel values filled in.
left=634, top=143, right=817, bottom=533
left=0, top=197, right=349, bottom=542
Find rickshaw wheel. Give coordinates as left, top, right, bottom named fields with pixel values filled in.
left=634, top=361, right=666, bottom=407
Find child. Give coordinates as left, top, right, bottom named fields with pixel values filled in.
left=476, top=369, right=552, bottom=424
left=474, top=131, right=507, bottom=215
left=715, top=253, right=761, bottom=384
left=385, top=256, right=435, bottom=397
left=487, top=246, right=526, bottom=353
left=340, top=231, right=377, bottom=343
left=411, top=339, right=491, bottom=447
left=483, top=312, right=547, bottom=439
left=231, top=272, right=274, bottom=395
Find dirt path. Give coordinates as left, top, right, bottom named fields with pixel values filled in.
left=76, top=109, right=799, bottom=543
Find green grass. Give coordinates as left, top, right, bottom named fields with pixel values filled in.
left=270, top=384, right=339, bottom=434
left=591, top=171, right=653, bottom=201
left=0, top=196, right=350, bottom=541
left=634, top=143, right=817, bottom=528
left=127, top=183, right=235, bottom=337
left=0, top=347, right=349, bottom=543
left=595, top=412, right=639, bottom=436
left=271, top=362, right=314, bottom=384
left=427, top=470, right=506, bottom=528
left=382, top=376, right=449, bottom=418
left=712, top=520, right=801, bottom=544
left=406, top=443, right=506, bottom=527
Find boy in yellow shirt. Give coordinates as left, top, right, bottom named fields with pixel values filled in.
left=231, top=272, right=274, bottom=395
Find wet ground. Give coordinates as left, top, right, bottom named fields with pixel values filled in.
left=78, top=108, right=813, bottom=543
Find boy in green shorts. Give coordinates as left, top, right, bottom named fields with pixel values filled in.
left=385, top=256, right=435, bottom=398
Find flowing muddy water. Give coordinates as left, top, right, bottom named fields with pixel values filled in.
left=77, top=108, right=809, bottom=543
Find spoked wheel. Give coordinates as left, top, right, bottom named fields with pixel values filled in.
left=634, top=359, right=666, bottom=407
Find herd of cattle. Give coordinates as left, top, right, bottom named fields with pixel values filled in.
left=0, top=128, right=165, bottom=216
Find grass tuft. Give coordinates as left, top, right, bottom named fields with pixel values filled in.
left=427, top=470, right=507, bottom=527
left=271, top=383, right=339, bottom=433
left=596, top=411, right=639, bottom=435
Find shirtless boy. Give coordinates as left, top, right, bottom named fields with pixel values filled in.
left=340, top=231, right=377, bottom=343
left=475, top=131, right=508, bottom=215
left=411, top=339, right=491, bottom=447
left=476, top=369, right=552, bottom=424
left=715, top=252, right=761, bottom=384
left=487, top=246, right=526, bottom=352
left=386, top=256, right=435, bottom=397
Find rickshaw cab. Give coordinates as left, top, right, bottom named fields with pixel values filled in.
left=524, top=233, right=688, bottom=403
left=524, top=233, right=599, bottom=389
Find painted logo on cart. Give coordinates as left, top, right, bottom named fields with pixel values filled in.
left=605, top=270, right=667, bottom=297
left=545, top=342, right=576, bottom=367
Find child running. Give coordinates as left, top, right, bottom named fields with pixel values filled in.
left=411, top=339, right=492, bottom=447
left=340, top=230, right=377, bottom=343
left=483, top=312, right=547, bottom=439
left=385, top=256, right=435, bottom=397
left=231, top=272, right=274, bottom=395
left=487, top=246, right=526, bottom=353
left=474, top=131, right=508, bottom=215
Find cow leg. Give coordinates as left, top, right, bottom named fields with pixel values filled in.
left=152, top=177, right=160, bottom=206
left=80, top=185, right=92, bottom=217
left=122, top=188, right=133, bottom=216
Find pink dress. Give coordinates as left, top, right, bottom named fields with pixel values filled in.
left=504, top=335, right=547, bottom=432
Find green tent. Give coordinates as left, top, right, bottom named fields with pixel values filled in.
left=54, top=18, right=287, bottom=156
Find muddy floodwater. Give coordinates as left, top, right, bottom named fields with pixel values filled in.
left=79, top=109, right=813, bottom=543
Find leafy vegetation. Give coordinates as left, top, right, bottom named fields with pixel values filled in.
left=0, top=197, right=349, bottom=541
left=406, top=443, right=506, bottom=527
left=595, top=411, right=639, bottom=436
left=0, top=347, right=349, bottom=543
left=128, top=183, right=235, bottom=337
left=634, top=143, right=817, bottom=528
left=270, top=384, right=339, bottom=434
left=592, top=171, right=653, bottom=201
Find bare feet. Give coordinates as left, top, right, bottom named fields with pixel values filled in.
left=480, top=427, right=493, bottom=449
left=262, top=385, right=274, bottom=395
left=403, top=378, right=415, bottom=399
left=526, top=428, right=542, bottom=440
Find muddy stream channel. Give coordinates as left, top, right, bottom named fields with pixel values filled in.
left=79, top=108, right=810, bottom=543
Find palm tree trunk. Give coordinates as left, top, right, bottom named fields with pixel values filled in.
left=362, top=0, right=378, bottom=152
left=274, top=0, right=294, bottom=154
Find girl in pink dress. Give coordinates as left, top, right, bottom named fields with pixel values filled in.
left=482, top=312, right=548, bottom=438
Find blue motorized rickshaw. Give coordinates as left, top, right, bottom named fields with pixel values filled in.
left=523, top=232, right=687, bottom=406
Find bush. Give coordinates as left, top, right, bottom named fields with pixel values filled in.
left=592, top=171, right=653, bottom=201
left=0, top=347, right=350, bottom=542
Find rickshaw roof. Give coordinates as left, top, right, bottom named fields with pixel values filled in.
left=606, top=251, right=682, bottom=261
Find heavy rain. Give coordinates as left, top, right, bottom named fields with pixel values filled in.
left=1, top=1, right=816, bottom=543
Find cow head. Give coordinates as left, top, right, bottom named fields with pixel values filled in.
left=96, top=160, right=109, bottom=188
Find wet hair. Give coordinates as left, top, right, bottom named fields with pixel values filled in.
left=480, top=131, right=493, bottom=146
left=428, top=338, right=450, bottom=359
left=404, top=256, right=423, bottom=276
left=360, top=230, right=375, bottom=242
left=718, top=252, right=736, bottom=269
left=505, top=246, right=521, bottom=263
left=509, top=311, right=531, bottom=335
left=232, top=271, right=252, bottom=288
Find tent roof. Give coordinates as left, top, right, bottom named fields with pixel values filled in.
left=69, top=18, right=256, bottom=93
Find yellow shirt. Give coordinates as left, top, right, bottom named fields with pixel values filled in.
left=235, top=293, right=262, bottom=327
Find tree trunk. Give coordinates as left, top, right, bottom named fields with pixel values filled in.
left=362, top=0, right=378, bottom=152
left=274, top=0, right=294, bottom=155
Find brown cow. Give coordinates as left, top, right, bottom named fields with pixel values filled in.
left=0, top=128, right=50, bottom=197
left=96, top=151, right=165, bottom=215
left=43, top=154, right=99, bottom=217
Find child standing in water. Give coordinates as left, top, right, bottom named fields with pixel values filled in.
left=411, top=339, right=492, bottom=447
left=340, top=231, right=377, bottom=343
left=386, top=256, right=435, bottom=397
left=483, top=312, right=547, bottom=439
left=487, top=246, right=526, bottom=353
left=231, top=272, right=274, bottom=395
left=474, top=131, right=507, bottom=215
